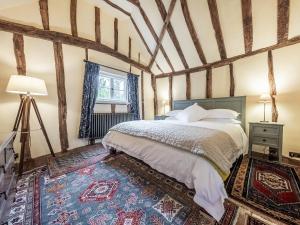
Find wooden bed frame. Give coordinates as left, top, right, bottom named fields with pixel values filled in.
left=173, top=96, right=246, bottom=130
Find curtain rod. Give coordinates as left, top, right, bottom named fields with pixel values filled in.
left=83, top=59, right=139, bottom=76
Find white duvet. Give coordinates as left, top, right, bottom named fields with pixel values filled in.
left=102, top=119, right=248, bottom=221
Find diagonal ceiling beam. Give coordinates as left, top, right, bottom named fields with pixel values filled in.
left=156, top=34, right=300, bottom=78
left=155, top=0, right=189, bottom=70
left=0, top=19, right=150, bottom=72
left=102, top=0, right=152, bottom=58
left=129, top=0, right=175, bottom=72
left=148, top=0, right=176, bottom=68
left=277, top=0, right=290, bottom=43
left=180, top=0, right=207, bottom=64
left=241, top=0, right=253, bottom=53
left=207, top=0, right=227, bottom=59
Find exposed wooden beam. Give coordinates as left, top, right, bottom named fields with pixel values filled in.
left=0, top=19, right=150, bottom=72
left=241, top=0, right=253, bottom=53
left=207, top=0, right=227, bottom=59
left=70, top=0, right=78, bottom=37
left=13, top=33, right=26, bottom=75
left=85, top=48, right=88, bottom=60
left=149, top=0, right=176, bottom=68
left=138, top=52, right=145, bottom=119
left=169, top=75, right=173, bottom=110
left=229, top=63, right=235, bottom=96
left=151, top=74, right=158, bottom=115
left=95, top=7, right=101, bottom=43
left=277, top=0, right=290, bottom=43
left=114, top=18, right=118, bottom=51
left=130, top=0, right=175, bottom=72
left=267, top=51, right=278, bottom=122
left=155, top=0, right=190, bottom=70
left=156, top=35, right=300, bottom=78
left=39, top=0, right=49, bottom=30
left=180, top=0, right=207, bottom=64
left=13, top=33, right=31, bottom=161
left=186, top=73, right=191, bottom=99
left=53, top=41, right=69, bottom=152
left=206, top=68, right=212, bottom=98
left=102, top=0, right=153, bottom=63
left=128, top=37, right=132, bottom=58
left=129, top=37, right=132, bottom=72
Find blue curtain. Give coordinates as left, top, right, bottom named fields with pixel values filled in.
left=127, top=73, right=140, bottom=120
left=79, top=62, right=100, bottom=138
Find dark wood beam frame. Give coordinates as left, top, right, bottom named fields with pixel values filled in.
left=169, top=75, right=173, bottom=110
left=148, top=0, right=176, bottom=68
left=241, top=0, right=253, bottom=53
left=180, top=0, right=207, bottom=64
left=0, top=19, right=150, bottom=72
left=131, top=0, right=175, bottom=72
left=155, top=0, right=189, bottom=70
left=229, top=63, right=235, bottom=96
left=151, top=74, right=158, bottom=115
left=39, top=0, right=49, bottom=30
left=114, top=18, right=118, bottom=51
left=267, top=51, right=278, bottom=122
left=156, top=35, right=300, bottom=78
left=70, top=0, right=78, bottom=37
left=95, top=7, right=101, bottom=43
left=13, top=33, right=26, bottom=75
left=207, top=0, right=227, bottom=59
left=277, top=0, right=290, bottom=43
left=206, top=68, right=212, bottom=98
left=53, top=41, right=69, bottom=152
left=186, top=72, right=191, bottom=99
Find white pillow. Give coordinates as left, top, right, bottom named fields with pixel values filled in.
left=206, top=109, right=239, bottom=119
left=165, top=110, right=182, bottom=117
left=175, top=103, right=207, bottom=122
left=201, top=118, right=241, bottom=124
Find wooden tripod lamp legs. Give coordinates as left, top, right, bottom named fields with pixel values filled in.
left=13, top=95, right=55, bottom=176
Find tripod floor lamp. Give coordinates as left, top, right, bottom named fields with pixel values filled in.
left=6, top=75, right=55, bottom=176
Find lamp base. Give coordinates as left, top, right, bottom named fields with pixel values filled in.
left=260, top=120, right=269, bottom=123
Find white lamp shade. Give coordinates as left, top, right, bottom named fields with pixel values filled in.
left=6, top=75, right=48, bottom=96
left=258, top=93, right=272, bottom=103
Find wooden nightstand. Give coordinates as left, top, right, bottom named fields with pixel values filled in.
left=154, top=115, right=168, bottom=120
left=248, top=122, right=284, bottom=162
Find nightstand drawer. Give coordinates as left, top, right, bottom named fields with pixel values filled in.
left=253, top=125, right=279, bottom=137
left=252, top=136, right=278, bottom=147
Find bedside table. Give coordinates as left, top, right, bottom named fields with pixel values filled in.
left=154, top=115, right=168, bottom=120
left=248, top=122, right=284, bottom=162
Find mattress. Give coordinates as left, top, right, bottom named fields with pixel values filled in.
left=102, top=119, right=248, bottom=221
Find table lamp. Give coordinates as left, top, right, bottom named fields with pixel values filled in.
left=6, top=75, right=55, bottom=175
left=258, top=93, right=271, bottom=122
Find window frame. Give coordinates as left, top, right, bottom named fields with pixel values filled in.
left=96, top=70, right=128, bottom=105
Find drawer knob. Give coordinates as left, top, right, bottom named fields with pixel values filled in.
left=262, top=139, right=266, bottom=142
left=263, top=129, right=267, bottom=132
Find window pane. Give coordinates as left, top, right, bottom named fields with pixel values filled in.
left=112, top=90, right=125, bottom=101
left=99, top=77, right=110, bottom=88
left=113, top=79, right=125, bottom=91
left=98, top=87, right=110, bottom=100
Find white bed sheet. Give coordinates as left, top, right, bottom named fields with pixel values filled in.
left=102, top=120, right=248, bottom=221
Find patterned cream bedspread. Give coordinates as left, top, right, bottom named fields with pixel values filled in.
left=108, top=120, right=239, bottom=178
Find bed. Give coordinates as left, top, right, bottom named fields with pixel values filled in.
left=102, top=96, right=248, bottom=221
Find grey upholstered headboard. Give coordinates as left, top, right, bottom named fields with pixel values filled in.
left=173, top=96, right=246, bottom=130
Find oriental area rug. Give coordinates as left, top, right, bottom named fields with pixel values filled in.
left=226, top=157, right=300, bottom=225
left=8, top=154, right=242, bottom=225
left=47, top=147, right=109, bottom=178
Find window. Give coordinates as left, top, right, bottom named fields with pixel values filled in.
left=97, top=71, right=128, bottom=104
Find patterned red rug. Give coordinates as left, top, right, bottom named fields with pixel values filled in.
left=48, top=148, right=109, bottom=177
left=226, top=157, right=300, bottom=225
left=9, top=154, right=240, bottom=225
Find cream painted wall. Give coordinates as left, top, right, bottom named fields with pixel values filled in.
left=156, top=45, right=300, bottom=158
left=0, top=0, right=153, bottom=158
